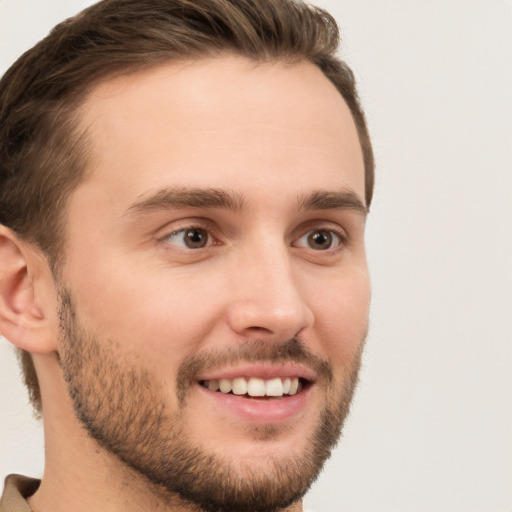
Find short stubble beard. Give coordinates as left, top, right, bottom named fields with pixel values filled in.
left=57, top=286, right=365, bottom=512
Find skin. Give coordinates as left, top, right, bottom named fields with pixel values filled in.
left=0, top=56, right=370, bottom=511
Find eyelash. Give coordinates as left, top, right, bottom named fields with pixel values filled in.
left=160, top=223, right=347, bottom=253
left=293, top=227, right=347, bottom=252
left=160, top=223, right=216, bottom=250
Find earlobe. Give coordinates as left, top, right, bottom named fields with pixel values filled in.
left=0, top=226, right=58, bottom=354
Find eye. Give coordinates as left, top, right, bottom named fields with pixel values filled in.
left=295, top=229, right=342, bottom=251
left=164, top=227, right=212, bottom=249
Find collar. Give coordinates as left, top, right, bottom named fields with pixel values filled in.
left=0, top=474, right=40, bottom=512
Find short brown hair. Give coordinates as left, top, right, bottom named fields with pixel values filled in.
left=0, top=0, right=374, bottom=415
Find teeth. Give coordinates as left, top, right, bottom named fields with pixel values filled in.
left=232, top=377, right=248, bottom=395
left=247, top=377, right=266, bottom=396
left=207, top=379, right=220, bottom=391
left=202, top=376, right=302, bottom=397
left=219, top=379, right=232, bottom=393
left=265, top=378, right=284, bottom=396
left=289, top=377, right=299, bottom=395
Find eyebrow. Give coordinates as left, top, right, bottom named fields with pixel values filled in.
left=124, top=186, right=367, bottom=217
left=125, top=187, right=245, bottom=216
left=297, top=189, right=368, bottom=216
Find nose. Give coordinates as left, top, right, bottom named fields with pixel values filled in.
left=226, top=243, right=314, bottom=341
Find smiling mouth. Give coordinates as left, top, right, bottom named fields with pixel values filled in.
left=199, top=377, right=309, bottom=398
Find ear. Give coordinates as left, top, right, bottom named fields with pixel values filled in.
left=0, top=225, right=59, bottom=354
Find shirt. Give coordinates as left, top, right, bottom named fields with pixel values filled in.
left=0, top=475, right=39, bottom=512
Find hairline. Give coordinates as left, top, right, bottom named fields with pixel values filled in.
left=53, top=52, right=369, bottom=264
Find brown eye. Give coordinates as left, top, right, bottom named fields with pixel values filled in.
left=308, top=230, right=333, bottom=250
left=295, top=229, right=341, bottom=251
left=166, top=228, right=211, bottom=249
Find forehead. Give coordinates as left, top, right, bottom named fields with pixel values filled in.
left=75, top=56, right=365, bottom=210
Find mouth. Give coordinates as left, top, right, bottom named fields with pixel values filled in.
left=194, top=364, right=316, bottom=423
left=199, top=376, right=310, bottom=398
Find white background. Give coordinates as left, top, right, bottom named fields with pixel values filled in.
left=0, top=1, right=511, bottom=511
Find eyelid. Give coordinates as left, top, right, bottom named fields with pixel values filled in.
left=294, top=229, right=344, bottom=247
left=157, top=219, right=218, bottom=246
left=291, top=219, right=349, bottom=253
left=294, top=218, right=347, bottom=239
left=155, top=217, right=348, bottom=253
left=156, top=217, right=211, bottom=237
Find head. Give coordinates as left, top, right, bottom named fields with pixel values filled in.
left=0, top=1, right=374, bottom=510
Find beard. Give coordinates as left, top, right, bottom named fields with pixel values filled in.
left=57, top=286, right=365, bottom=512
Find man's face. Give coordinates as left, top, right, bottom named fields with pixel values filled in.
left=57, top=56, right=370, bottom=511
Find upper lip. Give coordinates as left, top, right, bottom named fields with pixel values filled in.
left=196, top=363, right=317, bottom=383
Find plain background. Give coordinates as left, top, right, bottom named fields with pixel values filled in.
left=0, top=1, right=511, bottom=511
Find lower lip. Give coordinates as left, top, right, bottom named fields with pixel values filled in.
left=196, top=384, right=311, bottom=424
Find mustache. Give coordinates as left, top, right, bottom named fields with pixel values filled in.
left=176, top=337, right=333, bottom=402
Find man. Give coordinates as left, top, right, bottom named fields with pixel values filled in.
left=0, top=0, right=374, bottom=511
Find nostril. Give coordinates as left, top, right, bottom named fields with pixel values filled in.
left=246, top=326, right=273, bottom=334
left=226, top=297, right=314, bottom=341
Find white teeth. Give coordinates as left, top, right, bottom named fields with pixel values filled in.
left=232, top=377, right=248, bottom=395
left=247, top=377, right=266, bottom=397
left=289, top=377, right=299, bottom=395
left=219, top=379, right=232, bottom=393
left=265, top=378, right=284, bottom=397
left=203, top=376, right=303, bottom=397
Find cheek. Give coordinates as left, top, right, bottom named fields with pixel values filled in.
left=310, top=266, right=370, bottom=362
left=65, top=254, right=224, bottom=369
